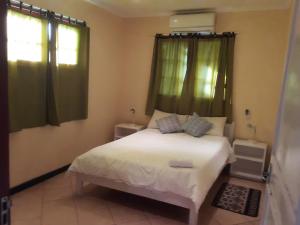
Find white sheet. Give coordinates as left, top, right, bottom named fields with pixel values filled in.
left=69, top=129, right=234, bottom=210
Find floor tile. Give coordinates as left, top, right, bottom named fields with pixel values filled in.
left=43, top=186, right=74, bottom=202
left=117, top=220, right=152, bottom=225
left=42, top=198, right=77, bottom=225
left=11, top=203, right=42, bottom=222
left=234, top=222, right=260, bottom=225
left=108, top=201, right=148, bottom=224
left=11, top=186, right=43, bottom=222
left=251, top=221, right=261, bottom=225
left=43, top=173, right=72, bottom=190
left=75, top=196, right=114, bottom=225
left=12, top=185, right=44, bottom=207
left=214, top=208, right=258, bottom=225
left=197, top=207, right=221, bottom=225
left=144, top=204, right=188, bottom=222
left=11, top=218, right=41, bottom=225
left=147, top=213, right=187, bottom=225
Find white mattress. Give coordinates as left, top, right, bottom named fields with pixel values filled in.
left=69, top=129, right=234, bottom=209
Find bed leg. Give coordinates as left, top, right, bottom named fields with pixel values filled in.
left=74, top=175, right=83, bottom=195
left=189, top=206, right=198, bottom=225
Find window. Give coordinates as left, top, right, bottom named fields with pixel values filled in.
left=7, top=6, right=90, bottom=132
left=7, top=10, right=79, bottom=65
left=194, top=40, right=221, bottom=99
left=146, top=33, right=235, bottom=119
left=158, top=40, right=218, bottom=99
left=7, top=10, right=43, bottom=62
left=194, top=66, right=218, bottom=98
left=159, top=40, right=188, bottom=97
left=57, top=24, right=79, bottom=65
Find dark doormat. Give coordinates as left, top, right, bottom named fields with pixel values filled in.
left=212, top=183, right=261, bottom=217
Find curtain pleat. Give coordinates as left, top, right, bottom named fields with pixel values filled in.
left=210, top=35, right=235, bottom=122
left=8, top=12, right=48, bottom=132
left=178, top=38, right=198, bottom=115
left=46, top=20, right=60, bottom=125
left=47, top=21, right=90, bottom=125
left=146, top=37, right=163, bottom=115
left=146, top=37, right=189, bottom=115
left=54, top=24, right=89, bottom=123
left=184, top=38, right=222, bottom=116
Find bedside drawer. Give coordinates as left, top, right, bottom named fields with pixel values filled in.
left=231, top=157, right=264, bottom=176
left=234, top=144, right=265, bottom=159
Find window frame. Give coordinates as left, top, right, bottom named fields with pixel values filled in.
left=7, top=9, right=45, bottom=63
left=158, top=42, right=220, bottom=100
left=56, top=23, right=80, bottom=66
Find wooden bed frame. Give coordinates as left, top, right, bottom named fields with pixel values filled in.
left=73, top=123, right=235, bottom=225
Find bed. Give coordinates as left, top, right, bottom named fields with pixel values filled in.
left=68, top=124, right=234, bottom=225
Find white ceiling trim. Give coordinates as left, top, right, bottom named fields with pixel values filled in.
left=85, top=0, right=291, bottom=18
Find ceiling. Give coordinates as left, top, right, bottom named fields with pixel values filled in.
left=85, top=0, right=291, bottom=18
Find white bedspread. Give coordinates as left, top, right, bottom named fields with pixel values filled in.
left=69, top=129, right=234, bottom=209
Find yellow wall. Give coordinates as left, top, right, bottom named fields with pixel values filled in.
left=117, top=10, right=291, bottom=149
left=9, top=1, right=291, bottom=187
left=9, top=0, right=124, bottom=187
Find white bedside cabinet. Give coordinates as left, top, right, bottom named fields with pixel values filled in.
left=114, top=123, right=145, bottom=140
left=230, top=139, right=267, bottom=181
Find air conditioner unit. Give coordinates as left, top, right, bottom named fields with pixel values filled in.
left=169, top=13, right=215, bottom=33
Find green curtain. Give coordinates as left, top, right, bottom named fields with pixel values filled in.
left=145, top=37, right=189, bottom=114
left=8, top=10, right=90, bottom=132
left=8, top=10, right=49, bottom=132
left=146, top=33, right=235, bottom=121
left=212, top=35, right=235, bottom=122
left=47, top=19, right=59, bottom=125
left=179, top=38, right=221, bottom=115
left=159, top=39, right=188, bottom=96
left=47, top=21, right=90, bottom=125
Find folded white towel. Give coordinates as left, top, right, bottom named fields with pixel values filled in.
left=169, top=160, right=194, bottom=168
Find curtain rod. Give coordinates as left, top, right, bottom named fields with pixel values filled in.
left=6, top=0, right=87, bottom=27
left=156, top=32, right=236, bottom=39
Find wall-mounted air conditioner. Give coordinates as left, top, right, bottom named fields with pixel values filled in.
left=169, top=13, right=215, bottom=33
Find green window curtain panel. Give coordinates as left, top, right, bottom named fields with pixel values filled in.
left=146, top=33, right=235, bottom=121
left=47, top=21, right=90, bottom=125
left=145, top=36, right=189, bottom=114
left=159, top=39, right=188, bottom=96
left=8, top=10, right=49, bottom=132
left=179, top=38, right=221, bottom=115
left=213, top=35, right=235, bottom=122
left=7, top=9, right=90, bottom=132
left=46, top=19, right=59, bottom=125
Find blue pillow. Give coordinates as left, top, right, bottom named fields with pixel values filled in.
left=182, top=114, right=212, bottom=137
left=156, top=114, right=182, bottom=134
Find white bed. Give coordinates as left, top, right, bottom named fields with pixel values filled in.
left=68, top=127, right=234, bottom=225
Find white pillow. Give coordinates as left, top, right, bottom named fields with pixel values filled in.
left=201, top=117, right=227, bottom=136
left=148, top=110, right=188, bottom=129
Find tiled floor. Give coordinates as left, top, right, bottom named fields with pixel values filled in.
left=11, top=173, right=265, bottom=225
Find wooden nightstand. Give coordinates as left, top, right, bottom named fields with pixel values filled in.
left=230, top=139, right=267, bottom=181
left=114, top=123, right=145, bottom=140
